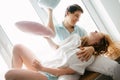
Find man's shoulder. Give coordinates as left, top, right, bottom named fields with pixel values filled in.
left=75, top=25, right=85, bottom=30
left=55, top=23, right=63, bottom=28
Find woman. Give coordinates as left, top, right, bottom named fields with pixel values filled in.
left=5, top=31, right=111, bottom=80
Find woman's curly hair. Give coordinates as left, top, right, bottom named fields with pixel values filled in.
left=81, top=34, right=110, bottom=55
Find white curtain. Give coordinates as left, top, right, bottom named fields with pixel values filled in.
left=0, top=25, right=13, bottom=67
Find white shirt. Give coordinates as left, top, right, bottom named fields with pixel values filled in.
left=43, top=34, right=94, bottom=75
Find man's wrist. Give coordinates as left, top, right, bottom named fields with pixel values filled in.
left=90, top=46, right=98, bottom=55
left=93, top=51, right=98, bottom=55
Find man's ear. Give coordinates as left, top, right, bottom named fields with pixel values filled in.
left=65, top=11, right=70, bottom=17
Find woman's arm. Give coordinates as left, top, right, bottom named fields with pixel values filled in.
left=44, top=37, right=59, bottom=50
left=32, top=59, right=75, bottom=76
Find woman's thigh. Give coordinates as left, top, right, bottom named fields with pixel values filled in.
left=5, top=69, right=47, bottom=80
left=12, top=44, right=38, bottom=70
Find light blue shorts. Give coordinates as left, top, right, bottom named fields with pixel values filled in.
left=39, top=71, right=58, bottom=80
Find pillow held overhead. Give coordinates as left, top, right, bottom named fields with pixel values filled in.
left=38, top=0, right=60, bottom=9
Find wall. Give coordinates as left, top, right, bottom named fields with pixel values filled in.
left=101, top=0, right=120, bottom=35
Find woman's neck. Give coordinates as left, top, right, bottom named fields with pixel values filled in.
left=81, top=36, right=92, bottom=46
left=87, top=36, right=94, bottom=45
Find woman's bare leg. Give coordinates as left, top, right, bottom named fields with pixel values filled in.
left=12, top=44, right=38, bottom=70
left=5, top=69, right=47, bottom=80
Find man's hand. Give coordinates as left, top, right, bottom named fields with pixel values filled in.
left=77, top=46, right=95, bottom=61
left=48, top=8, right=53, bottom=14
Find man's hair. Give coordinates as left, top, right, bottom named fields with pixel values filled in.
left=65, top=4, right=83, bottom=15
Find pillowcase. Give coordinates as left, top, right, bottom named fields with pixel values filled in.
left=38, top=0, right=60, bottom=9
left=15, top=21, right=55, bottom=38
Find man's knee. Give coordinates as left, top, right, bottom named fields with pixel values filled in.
left=58, top=74, right=80, bottom=80
left=113, top=64, right=120, bottom=80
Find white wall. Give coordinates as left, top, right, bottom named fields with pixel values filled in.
left=0, top=25, right=13, bottom=67
left=0, top=55, right=9, bottom=80
left=82, top=0, right=120, bottom=41
left=101, top=0, right=120, bottom=35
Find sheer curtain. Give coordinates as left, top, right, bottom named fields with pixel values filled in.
left=0, top=0, right=54, bottom=67
left=0, top=25, right=12, bottom=67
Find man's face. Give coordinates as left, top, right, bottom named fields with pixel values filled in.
left=66, top=11, right=81, bottom=26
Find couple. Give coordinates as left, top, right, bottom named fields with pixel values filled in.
left=5, top=31, right=120, bottom=80
left=5, top=4, right=120, bottom=80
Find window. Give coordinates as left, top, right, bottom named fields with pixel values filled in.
left=82, top=0, right=120, bottom=41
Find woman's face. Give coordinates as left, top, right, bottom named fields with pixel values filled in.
left=88, top=31, right=104, bottom=45
left=66, top=11, right=81, bottom=26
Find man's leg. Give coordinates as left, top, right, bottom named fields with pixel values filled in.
left=87, top=55, right=120, bottom=80
left=113, top=64, right=120, bottom=80
left=58, top=73, right=80, bottom=80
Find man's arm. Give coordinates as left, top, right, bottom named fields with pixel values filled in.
left=45, top=8, right=58, bottom=50
left=77, top=46, right=95, bottom=61
left=47, top=8, right=55, bottom=35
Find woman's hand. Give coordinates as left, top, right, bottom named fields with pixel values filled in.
left=32, top=59, right=43, bottom=71
left=77, top=46, right=95, bottom=61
